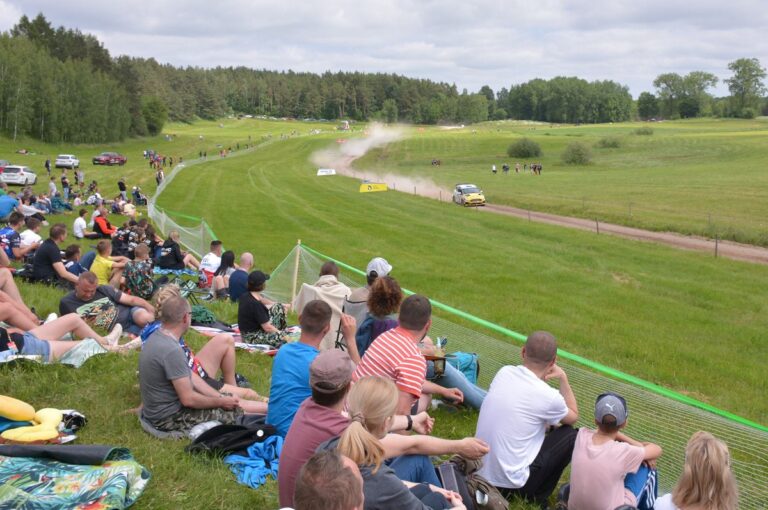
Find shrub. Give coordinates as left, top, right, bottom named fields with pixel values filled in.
left=633, top=127, right=654, bottom=136
left=595, top=136, right=622, bottom=148
left=561, top=142, right=592, bottom=165
left=507, top=138, right=542, bottom=158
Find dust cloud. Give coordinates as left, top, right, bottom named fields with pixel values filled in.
left=310, top=123, right=452, bottom=201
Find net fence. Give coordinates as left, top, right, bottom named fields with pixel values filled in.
left=267, top=242, right=768, bottom=508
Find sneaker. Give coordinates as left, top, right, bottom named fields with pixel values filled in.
left=104, top=323, right=123, bottom=346
left=119, top=338, right=142, bottom=351
left=201, top=293, right=214, bottom=301
left=44, top=312, right=58, bottom=324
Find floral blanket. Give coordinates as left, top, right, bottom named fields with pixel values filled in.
left=0, top=447, right=150, bottom=509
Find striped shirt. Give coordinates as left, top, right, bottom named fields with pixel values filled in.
left=353, top=326, right=426, bottom=398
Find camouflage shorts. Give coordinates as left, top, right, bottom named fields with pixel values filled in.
left=241, top=303, right=287, bottom=348
left=153, top=406, right=244, bottom=433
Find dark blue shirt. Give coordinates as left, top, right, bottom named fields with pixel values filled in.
left=229, top=269, right=248, bottom=302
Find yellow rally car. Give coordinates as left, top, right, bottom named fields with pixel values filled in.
left=452, top=183, right=486, bottom=207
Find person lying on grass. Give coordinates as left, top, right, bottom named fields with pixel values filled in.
left=140, top=283, right=268, bottom=414
left=0, top=314, right=133, bottom=363
left=138, top=294, right=265, bottom=434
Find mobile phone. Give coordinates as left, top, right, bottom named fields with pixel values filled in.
left=438, top=462, right=460, bottom=493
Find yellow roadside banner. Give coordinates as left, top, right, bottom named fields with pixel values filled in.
left=359, top=183, right=388, bottom=193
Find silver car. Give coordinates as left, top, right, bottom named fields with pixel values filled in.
left=0, top=165, right=37, bottom=185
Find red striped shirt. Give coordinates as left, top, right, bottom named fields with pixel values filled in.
left=353, top=326, right=426, bottom=398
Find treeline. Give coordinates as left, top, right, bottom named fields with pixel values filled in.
left=496, top=78, right=634, bottom=123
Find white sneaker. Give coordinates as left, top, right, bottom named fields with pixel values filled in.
left=120, top=338, right=142, bottom=351
left=44, top=313, right=57, bottom=324
left=104, top=323, right=123, bottom=346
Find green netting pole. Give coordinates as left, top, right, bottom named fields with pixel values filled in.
left=299, top=242, right=768, bottom=433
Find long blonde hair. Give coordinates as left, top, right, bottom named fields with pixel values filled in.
left=672, top=431, right=738, bottom=510
left=153, top=284, right=182, bottom=321
left=337, top=376, right=398, bottom=473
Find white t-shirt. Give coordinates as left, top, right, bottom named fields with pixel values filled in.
left=476, top=365, right=568, bottom=488
left=19, top=229, right=42, bottom=248
left=48, top=181, right=57, bottom=195
left=653, top=494, right=678, bottom=510
left=73, top=217, right=87, bottom=238
left=199, top=252, right=221, bottom=273
left=568, top=428, right=645, bottom=510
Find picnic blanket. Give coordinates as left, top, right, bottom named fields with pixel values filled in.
left=0, top=445, right=150, bottom=509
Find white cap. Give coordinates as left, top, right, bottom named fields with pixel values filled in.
left=366, top=257, right=392, bottom=277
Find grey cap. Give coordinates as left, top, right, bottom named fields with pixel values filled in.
left=595, top=393, right=628, bottom=426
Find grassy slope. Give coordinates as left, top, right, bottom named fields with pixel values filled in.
left=355, top=119, right=768, bottom=245
left=159, top=133, right=767, bottom=424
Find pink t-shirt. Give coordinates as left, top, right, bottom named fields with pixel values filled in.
left=568, top=428, right=645, bottom=510
left=277, top=398, right=350, bottom=507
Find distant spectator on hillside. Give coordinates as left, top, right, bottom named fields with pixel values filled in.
left=292, top=261, right=351, bottom=350
left=476, top=330, right=579, bottom=508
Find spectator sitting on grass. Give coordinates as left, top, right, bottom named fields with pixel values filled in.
left=237, top=270, right=289, bottom=348
left=199, top=240, right=223, bottom=286
left=90, top=239, right=129, bottom=287
left=63, top=244, right=86, bottom=277
left=475, top=331, right=579, bottom=508
left=265, top=300, right=357, bottom=437
left=654, top=431, right=738, bottom=510
left=140, top=284, right=269, bottom=414
left=155, top=230, right=200, bottom=271
left=73, top=208, right=98, bottom=240
left=93, top=206, right=116, bottom=238
left=19, top=217, right=43, bottom=257
left=353, top=294, right=464, bottom=415
left=0, top=313, right=133, bottom=363
left=293, top=450, right=364, bottom=510
left=567, top=392, right=662, bottom=510
left=278, top=349, right=487, bottom=508
left=209, top=250, right=236, bottom=300
left=0, top=212, right=39, bottom=261
left=292, top=261, right=351, bottom=350
left=346, top=256, right=392, bottom=325
left=31, top=223, right=79, bottom=285
left=228, top=251, right=253, bottom=303
left=122, top=244, right=156, bottom=300
left=59, top=271, right=155, bottom=334
left=138, top=294, right=244, bottom=434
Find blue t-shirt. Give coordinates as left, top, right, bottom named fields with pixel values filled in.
left=229, top=269, right=248, bottom=303
left=266, top=342, right=319, bottom=436
left=0, top=226, right=19, bottom=259
left=0, top=196, right=18, bottom=219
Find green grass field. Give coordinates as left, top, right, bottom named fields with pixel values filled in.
left=1, top=118, right=766, bottom=509
left=354, top=118, right=768, bottom=245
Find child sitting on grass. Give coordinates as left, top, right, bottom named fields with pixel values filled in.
left=123, top=244, right=156, bottom=300
left=567, top=392, right=662, bottom=510
left=63, top=244, right=86, bottom=277
left=18, top=217, right=43, bottom=259
left=90, top=239, right=129, bottom=287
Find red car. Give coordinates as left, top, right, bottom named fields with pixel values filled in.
left=92, top=152, right=127, bottom=166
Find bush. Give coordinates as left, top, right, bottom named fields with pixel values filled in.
left=507, top=138, right=542, bottom=158
left=595, top=136, right=622, bottom=148
left=738, top=107, right=758, bottom=119
left=561, top=142, right=592, bottom=165
left=633, top=127, right=654, bottom=136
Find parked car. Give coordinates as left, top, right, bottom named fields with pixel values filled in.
left=0, top=165, right=37, bottom=185
left=55, top=154, right=80, bottom=169
left=452, top=183, right=486, bottom=207
left=92, top=152, right=127, bottom=166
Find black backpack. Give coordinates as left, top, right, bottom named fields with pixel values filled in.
left=186, top=422, right=277, bottom=457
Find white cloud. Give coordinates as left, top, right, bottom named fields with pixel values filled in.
left=1, top=0, right=766, bottom=97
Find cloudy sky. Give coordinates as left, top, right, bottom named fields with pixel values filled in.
left=1, top=0, right=766, bottom=97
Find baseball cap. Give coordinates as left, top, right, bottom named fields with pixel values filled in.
left=247, top=270, right=270, bottom=288
left=310, top=350, right=355, bottom=394
left=595, top=392, right=628, bottom=426
left=366, top=257, right=392, bottom=277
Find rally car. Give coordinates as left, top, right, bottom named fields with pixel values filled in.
left=452, top=184, right=486, bottom=207
left=92, top=152, right=127, bottom=166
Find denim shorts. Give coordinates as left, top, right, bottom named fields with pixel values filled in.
left=21, top=332, right=51, bottom=362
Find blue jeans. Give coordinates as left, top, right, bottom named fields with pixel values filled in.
left=426, top=361, right=487, bottom=409
left=624, top=465, right=658, bottom=510
left=387, top=454, right=441, bottom=487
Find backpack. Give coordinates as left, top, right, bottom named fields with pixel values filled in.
left=448, top=455, right=509, bottom=510
left=186, top=422, right=277, bottom=457
left=447, top=352, right=480, bottom=384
